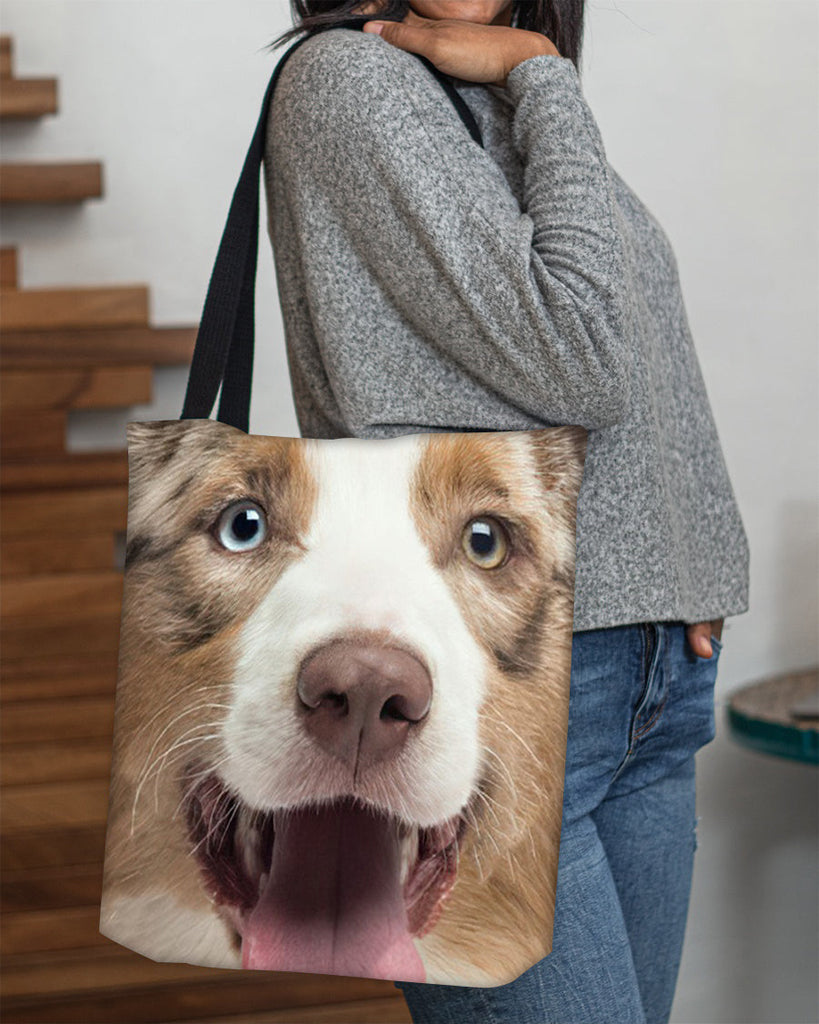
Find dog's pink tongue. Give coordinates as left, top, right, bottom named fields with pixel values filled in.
left=241, top=800, right=425, bottom=982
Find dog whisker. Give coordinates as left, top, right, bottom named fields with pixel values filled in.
left=132, top=738, right=222, bottom=837
left=185, top=787, right=237, bottom=860
left=154, top=735, right=226, bottom=815
left=211, top=796, right=242, bottom=853
left=131, top=681, right=230, bottom=744
left=481, top=743, right=520, bottom=810
left=133, top=703, right=227, bottom=797
left=131, top=726, right=223, bottom=834
left=485, top=716, right=541, bottom=771
left=136, top=721, right=223, bottom=794
left=162, top=751, right=235, bottom=820
left=458, top=801, right=486, bottom=883
left=480, top=723, right=540, bottom=815
left=470, top=788, right=505, bottom=862
left=171, top=752, right=234, bottom=824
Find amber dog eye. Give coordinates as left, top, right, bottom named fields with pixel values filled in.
left=215, top=501, right=267, bottom=552
left=461, top=517, right=509, bottom=569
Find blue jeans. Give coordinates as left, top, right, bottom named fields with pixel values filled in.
left=395, top=620, right=722, bottom=1024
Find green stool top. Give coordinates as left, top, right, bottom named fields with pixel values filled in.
left=727, top=667, right=819, bottom=765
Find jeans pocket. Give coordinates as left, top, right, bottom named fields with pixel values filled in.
left=709, top=635, right=723, bottom=657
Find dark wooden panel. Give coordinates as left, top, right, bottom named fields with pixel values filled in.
left=1, top=571, right=123, bottom=622
left=1, top=738, right=112, bottom=785
left=1, top=994, right=410, bottom=1024
left=0, top=905, right=108, bottom=954
left=1, top=779, right=110, bottom=834
left=0, top=663, right=117, bottom=701
left=205, top=1000, right=411, bottom=1023
left=0, top=697, right=114, bottom=745
left=0, top=955, right=403, bottom=1024
left=1, top=862, right=104, bottom=913
left=0, top=653, right=119, bottom=685
left=0, top=945, right=216, bottom=998
left=0, top=617, right=122, bottom=663
left=1, top=534, right=116, bottom=575
left=1, top=825, right=106, bottom=871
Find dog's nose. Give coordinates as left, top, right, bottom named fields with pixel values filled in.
left=296, top=640, right=432, bottom=767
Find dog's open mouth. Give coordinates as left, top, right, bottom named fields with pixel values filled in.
left=182, top=765, right=467, bottom=979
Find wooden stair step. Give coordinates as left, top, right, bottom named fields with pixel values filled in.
left=1, top=664, right=117, bottom=702
left=1, top=246, right=17, bottom=287
left=1, top=617, right=122, bottom=663
left=1, top=485, right=128, bottom=537
left=1, top=324, right=197, bottom=368
left=1, top=570, right=123, bottom=622
left=1, top=35, right=12, bottom=78
left=2, top=738, right=112, bottom=786
left=1, top=651, right=118, bottom=681
left=1, top=365, right=152, bottom=411
left=0, top=946, right=406, bottom=1017
left=0, top=696, right=115, bottom=745
left=0, top=409, right=66, bottom=456
left=0, top=905, right=108, bottom=955
left=0, top=161, right=103, bottom=204
left=0, top=573, right=123, bottom=659
left=0, top=946, right=401, bottom=1022
left=1, top=825, right=106, bottom=871
left=1, top=450, right=129, bottom=491
left=0, top=991, right=407, bottom=1024
left=195, top=1000, right=411, bottom=1024
left=0, top=77, right=58, bottom=120
left=0, top=944, right=218, bottom=997
left=1, top=862, right=104, bottom=914
left=1, top=653, right=119, bottom=687
left=1, top=779, right=110, bottom=834
left=0, top=991, right=408, bottom=1024
left=1, top=285, right=148, bottom=331
left=1, top=533, right=118, bottom=576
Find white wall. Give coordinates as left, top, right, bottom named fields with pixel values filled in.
left=1, top=2, right=816, bottom=1020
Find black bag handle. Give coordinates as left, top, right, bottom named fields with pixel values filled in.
left=180, top=21, right=484, bottom=432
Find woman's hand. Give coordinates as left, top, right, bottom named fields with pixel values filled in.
left=361, top=7, right=560, bottom=87
left=686, top=618, right=724, bottom=659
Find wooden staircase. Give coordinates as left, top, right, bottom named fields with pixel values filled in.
left=0, top=35, right=411, bottom=1024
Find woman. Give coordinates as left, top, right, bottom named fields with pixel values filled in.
left=263, top=2, right=750, bottom=1021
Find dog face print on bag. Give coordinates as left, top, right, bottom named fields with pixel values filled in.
left=100, top=419, right=586, bottom=986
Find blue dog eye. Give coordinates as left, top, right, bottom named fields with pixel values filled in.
left=216, top=501, right=267, bottom=552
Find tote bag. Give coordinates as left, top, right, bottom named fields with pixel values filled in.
left=99, top=24, right=587, bottom=988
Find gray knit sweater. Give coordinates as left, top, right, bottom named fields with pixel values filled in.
left=262, top=27, right=750, bottom=633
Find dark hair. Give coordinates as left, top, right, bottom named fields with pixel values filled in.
left=267, top=1, right=585, bottom=72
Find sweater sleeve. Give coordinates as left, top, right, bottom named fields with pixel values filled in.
left=267, top=30, right=637, bottom=430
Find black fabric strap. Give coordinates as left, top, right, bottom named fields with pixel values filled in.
left=181, top=22, right=484, bottom=431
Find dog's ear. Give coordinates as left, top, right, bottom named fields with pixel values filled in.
left=526, top=426, right=588, bottom=506
left=124, top=419, right=245, bottom=546
left=126, top=420, right=240, bottom=493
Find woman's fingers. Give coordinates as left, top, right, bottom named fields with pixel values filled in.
left=362, top=14, right=555, bottom=85
left=685, top=619, right=724, bottom=659
left=363, top=13, right=442, bottom=57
